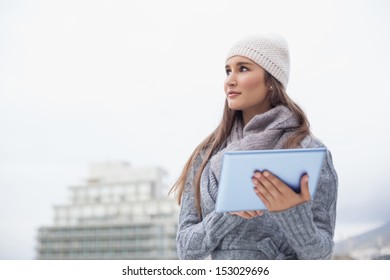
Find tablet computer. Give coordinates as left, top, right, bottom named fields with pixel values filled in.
left=215, top=148, right=327, bottom=212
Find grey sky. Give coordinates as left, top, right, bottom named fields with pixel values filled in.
left=1, top=0, right=390, bottom=259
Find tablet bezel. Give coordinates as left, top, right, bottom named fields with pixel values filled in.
left=215, top=148, right=327, bottom=212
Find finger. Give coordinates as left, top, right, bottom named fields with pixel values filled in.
left=300, top=174, right=311, bottom=202
left=263, top=171, right=289, bottom=194
left=229, top=211, right=242, bottom=218
left=230, top=211, right=252, bottom=219
left=252, top=172, right=262, bottom=185
left=254, top=172, right=279, bottom=199
left=253, top=170, right=262, bottom=178
left=252, top=176, right=270, bottom=197
left=230, top=210, right=263, bottom=219
left=254, top=186, right=271, bottom=209
left=246, top=211, right=261, bottom=218
left=256, top=210, right=264, bottom=216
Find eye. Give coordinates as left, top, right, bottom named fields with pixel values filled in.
left=240, top=66, right=249, bottom=72
left=225, top=68, right=231, bottom=76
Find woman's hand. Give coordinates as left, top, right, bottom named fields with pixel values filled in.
left=229, top=210, right=264, bottom=219
left=252, top=171, right=310, bottom=212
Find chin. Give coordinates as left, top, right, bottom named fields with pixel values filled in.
left=228, top=106, right=242, bottom=111
left=227, top=102, right=242, bottom=111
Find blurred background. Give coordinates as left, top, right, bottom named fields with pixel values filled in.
left=1, top=0, right=389, bottom=259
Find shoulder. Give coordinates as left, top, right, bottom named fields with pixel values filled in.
left=299, top=134, right=326, bottom=149
left=300, top=134, right=338, bottom=189
left=300, top=133, right=337, bottom=179
left=185, top=148, right=208, bottom=187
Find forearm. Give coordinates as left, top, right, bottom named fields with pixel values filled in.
left=177, top=210, right=244, bottom=259
left=269, top=202, right=335, bottom=259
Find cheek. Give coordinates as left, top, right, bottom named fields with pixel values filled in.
left=240, top=75, right=264, bottom=91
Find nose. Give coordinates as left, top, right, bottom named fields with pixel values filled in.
left=225, top=73, right=237, bottom=88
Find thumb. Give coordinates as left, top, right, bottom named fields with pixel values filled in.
left=300, top=174, right=311, bottom=202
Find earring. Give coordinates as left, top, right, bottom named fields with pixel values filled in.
left=269, top=86, right=273, bottom=90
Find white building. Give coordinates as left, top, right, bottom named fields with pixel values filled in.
left=36, top=161, right=179, bottom=259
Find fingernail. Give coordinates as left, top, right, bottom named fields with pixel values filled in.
left=264, top=171, right=269, bottom=177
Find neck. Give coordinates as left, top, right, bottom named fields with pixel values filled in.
left=242, top=104, right=271, bottom=126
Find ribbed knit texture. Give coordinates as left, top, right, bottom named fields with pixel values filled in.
left=226, top=33, right=290, bottom=88
left=210, top=105, right=298, bottom=181
left=176, top=107, right=338, bottom=260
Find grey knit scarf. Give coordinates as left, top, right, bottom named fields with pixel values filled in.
left=210, top=105, right=300, bottom=181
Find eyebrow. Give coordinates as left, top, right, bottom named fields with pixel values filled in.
left=225, top=61, right=254, bottom=68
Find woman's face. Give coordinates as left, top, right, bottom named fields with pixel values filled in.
left=224, top=56, right=271, bottom=121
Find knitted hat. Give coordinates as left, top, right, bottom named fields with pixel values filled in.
left=226, top=33, right=290, bottom=88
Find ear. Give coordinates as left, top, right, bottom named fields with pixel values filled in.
left=265, top=78, right=274, bottom=93
left=267, top=83, right=276, bottom=106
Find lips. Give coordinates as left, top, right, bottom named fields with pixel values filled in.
left=227, top=91, right=241, bottom=97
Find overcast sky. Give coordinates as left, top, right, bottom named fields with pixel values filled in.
left=1, top=0, right=390, bottom=259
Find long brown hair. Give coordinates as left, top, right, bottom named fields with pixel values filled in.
left=169, top=72, right=310, bottom=218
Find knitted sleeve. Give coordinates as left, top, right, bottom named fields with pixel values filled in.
left=176, top=155, right=245, bottom=260
left=268, top=148, right=338, bottom=259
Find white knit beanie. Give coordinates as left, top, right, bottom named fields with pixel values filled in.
left=226, top=33, right=290, bottom=88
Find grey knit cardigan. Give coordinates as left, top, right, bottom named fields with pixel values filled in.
left=176, top=108, right=338, bottom=260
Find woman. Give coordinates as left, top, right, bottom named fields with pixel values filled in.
left=170, top=33, right=338, bottom=260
